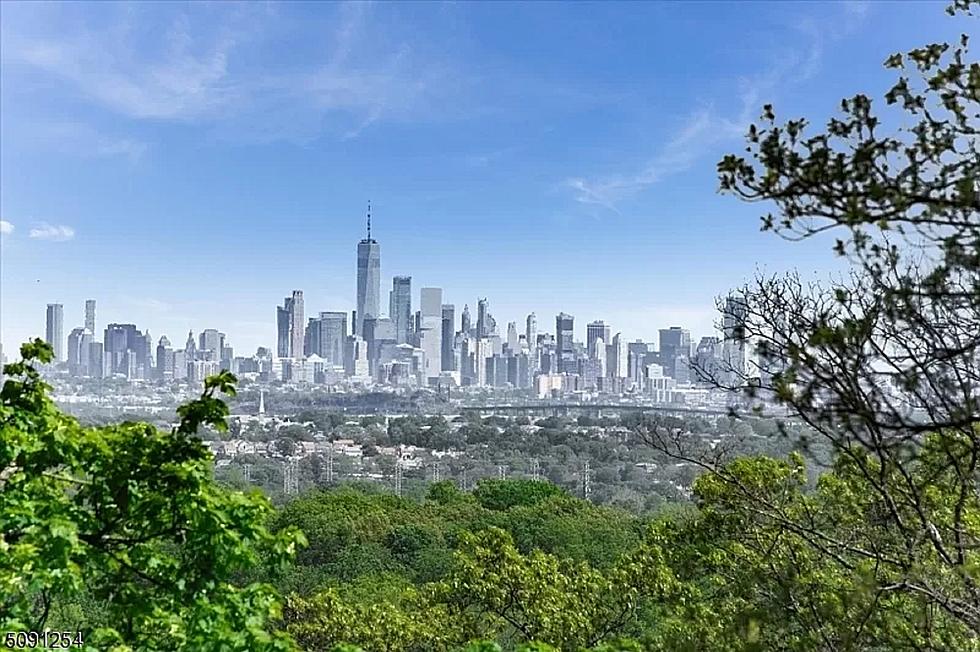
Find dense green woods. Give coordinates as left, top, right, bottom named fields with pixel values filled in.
left=3, top=3, right=978, bottom=650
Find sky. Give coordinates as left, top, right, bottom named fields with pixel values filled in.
left=0, top=1, right=967, bottom=357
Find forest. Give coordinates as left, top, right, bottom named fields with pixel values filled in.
left=2, top=3, right=978, bottom=650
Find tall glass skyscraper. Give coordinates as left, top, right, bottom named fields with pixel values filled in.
left=84, top=299, right=96, bottom=333
left=390, top=276, right=411, bottom=344
left=356, top=204, right=381, bottom=337
left=45, top=303, right=64, bottom=361
left=556, top=312, right=574, bottom=373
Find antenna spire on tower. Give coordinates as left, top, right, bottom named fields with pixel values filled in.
left=367, top=200, right=372, bottom=241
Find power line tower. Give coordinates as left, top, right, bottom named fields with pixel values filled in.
left=326, top=446, right=334, bottom=484
left=394, top=459, right=403, bottom=498
left=530, top=458, right=541, bottom=481
left=242, top=463, right=252, bottom=484
left=497, top=464, right=507, bottom=479
left=582, top=460, right=592, bottom=501
left=283, top=458, right=299, bottom=496
left=461, top=467, right=468, bottom=491
left=431, top=462, right=441, bottom=483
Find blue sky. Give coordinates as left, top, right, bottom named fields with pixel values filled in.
left=0, top=1, right=964, bottom=356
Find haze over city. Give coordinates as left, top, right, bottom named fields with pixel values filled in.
left=0, top=1, right=959, bottom=354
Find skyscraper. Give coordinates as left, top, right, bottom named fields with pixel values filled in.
left=441, top=304, right=455, bottom=371
left=525, top=313, right=537, bottom=351
left=586, top=321, right=611, bottom=359
left=506, top=322, right=519, bottom=352
left=67, top=327, right=91, bottom=376
left=390, top=276, right=412, bottom=344
left=289, top=291, right=304, bottom=360
left=104, top=323, right=139, bottom=375
left=556, top=312, right=575, bottom=373
left=276, top=291, right=304, bottom=358
left=461, top=304, right=472, bottom=335
left=157, top=335, right=174, bottom=380
left=356, top=202, right=381, bottom=337
left=477, top=298, right=495, bottom=337
left=199, top=329, right=225, bottom=360
left=313, top=311, right=347, bottom=366
left=277, top=303, right=291, bottom=358
left=419, top=288, right=443, bottom=380
left=606, top=332, right=627, bottom=379
left=84, top=299, right=96, bottom=334
left=659, top=326, right=692, bottom=380
left=723, top=294, right=749, bottom=384
left=45, top=304, right=64, bottom=361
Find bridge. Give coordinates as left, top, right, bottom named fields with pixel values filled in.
left=458, top=403, right=750, bottom=418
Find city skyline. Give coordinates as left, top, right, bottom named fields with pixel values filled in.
left=0, top=2, right=958, bottom=355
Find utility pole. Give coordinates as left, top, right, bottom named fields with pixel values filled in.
left=243, top=463, right=252, bottom=484
left=582, top=460, right=592, bottom=501
left=394, top=459, right=403, bottom=497
left=461, top=467, right=468, bottom=491
left=530, top=458, right=540, bottom=481
left=326, top=446, right=334, bottom=484
left=498, top=464, right=507, bottom=479
left=283, top=458, right=299, bottom=496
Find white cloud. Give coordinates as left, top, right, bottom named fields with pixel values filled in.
left=28, top=223, right=75, bottom=241
left=0, top=220, right=13, bottom=235
left=565, top=3, right=868, bottom=211
left=2, top=3, right=461, bottom=142
left=20, top=121, right=148, bottom=162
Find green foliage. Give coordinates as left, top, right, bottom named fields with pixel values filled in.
left=1, top=340, right=304, bottom=650
left=436, top=527, right=676, bottom=650
left=472, top=478, right=568, bottom=511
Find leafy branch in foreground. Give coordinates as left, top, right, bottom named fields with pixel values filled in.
left=648, top=4, right=980, bottom=647
left=1, top=339, right=305, bottom=651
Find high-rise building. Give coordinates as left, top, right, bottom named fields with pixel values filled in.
left=157, top=335, right=174, bottom=380
left=45, top=304, right=64, bottom=361
left=525, top=313, right=537, bottom=351
left=88, top=341, right=104, bottom=379
left=67, top=327, right=92, bottom=376
left=723, top=294, right=749, bottom=385
left=312, top=311, right=347, bottom=366
left=390, top=276, right=412, bottom=344
left=556, top=312, right=575, bottom=373
left=659, top=327, right=692, bottom=381
left=419, top=288, right=443, bottom=380
left=199, top=329, right=225, bottom=360
left=441, top=304, right=455, bottom=371
left=586, top=321, right=610, bottom=359
left=694, top=336, right=723, bottom=385
left=476, top=298, right=496, bottom=337
left=104, top=323, right=139, bottom=376
left=356, top=203, right=381, bottom=336
left=84, top=299, right=96, bottom=334
left=609, top=332, right=628, bottom=378
left=461, top=304, right=472, bottom=335
left=506, top=322, right=519, bottom=352
left=276, top=291, right=304, bottom=358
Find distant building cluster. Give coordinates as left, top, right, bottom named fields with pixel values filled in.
left=36, top=205, right=763, bottom=403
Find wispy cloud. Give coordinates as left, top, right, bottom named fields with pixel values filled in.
left=564, top=4, right=870, bottom=211
left=28, top=223, right=75, bottom=241
left=19, top=121, right=148, bottom=162
left=130, top=298, right=173, bottom=312
left=0, top=220, right=13, bottom=235
left=2, top=3, right=462, bottom=143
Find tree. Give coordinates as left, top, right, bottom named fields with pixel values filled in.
left=436, top=528, right=676, bottom=650
left=644, top=1, right=980, bottom=644
left=1, top=339, right=305, bottom=651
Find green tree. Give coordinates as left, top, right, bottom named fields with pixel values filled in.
left=437, top=528, right=676, bottom=650
left=1, top=340, right=305, bottom=651
left=643, top=2, right=980, bottom=646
